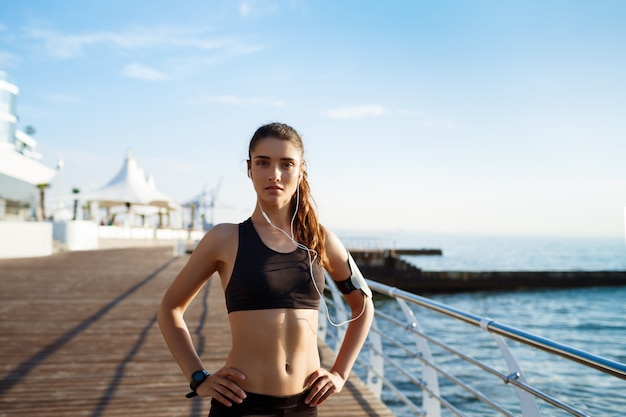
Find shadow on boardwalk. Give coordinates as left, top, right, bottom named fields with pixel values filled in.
left=0, top=247, right=393, bottom=417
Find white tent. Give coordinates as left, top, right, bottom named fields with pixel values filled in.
left=146, top=174, right=175, bottom=209
left=80, top=150, right=177, bottom=210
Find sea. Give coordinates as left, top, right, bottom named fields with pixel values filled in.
left=333, top=232, right=626, bottom=417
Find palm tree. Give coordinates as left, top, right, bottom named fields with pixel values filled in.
left=72, top=188, right=80, bottom=220
left=36, top=183, right=49, bottom=220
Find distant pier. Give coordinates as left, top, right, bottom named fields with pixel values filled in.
left=349, top=248, right=626, bottom=293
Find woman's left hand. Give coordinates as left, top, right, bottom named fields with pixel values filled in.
left=303, top=368, right=346, bottom=406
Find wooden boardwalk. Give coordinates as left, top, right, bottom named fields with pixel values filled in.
left=0, top=246, right=395, bottom=417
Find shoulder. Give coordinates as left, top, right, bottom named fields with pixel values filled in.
left=322, top=226, right=350, bottom=279
left=206, top=222, right=239, bottom=240
left=323, top=227, right=345, bottom=256
left=167, top=223, right=242, bottom=288
left=194, top=222, right=239, bottom=256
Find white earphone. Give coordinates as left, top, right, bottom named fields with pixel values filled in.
left=257, top=185, right=367, bottom=327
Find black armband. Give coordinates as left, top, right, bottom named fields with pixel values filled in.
left=335, top=277, right=358, bottom=294
left=333, top=252, right=372, bottom=298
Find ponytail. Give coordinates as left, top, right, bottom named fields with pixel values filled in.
left=292, top=171, right=327, bottom=267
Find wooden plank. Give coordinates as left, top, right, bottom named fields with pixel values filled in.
left=0, top=247, right=394, bottom=416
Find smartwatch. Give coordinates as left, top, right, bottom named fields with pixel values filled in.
left=186, top=369, right=210, bottom=398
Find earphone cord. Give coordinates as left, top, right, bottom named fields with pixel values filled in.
left=260, top=186, right=367, bottom=327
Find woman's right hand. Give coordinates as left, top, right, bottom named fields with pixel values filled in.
left=195, top=367, right=247, bottom=406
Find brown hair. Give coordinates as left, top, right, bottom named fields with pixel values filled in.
left=248, top=122, right=327, bottom=266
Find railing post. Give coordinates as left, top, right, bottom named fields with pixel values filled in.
left=396, top=298, right=441, bottom=417
left=366, top=319, right=384, bottom=398
left=480, top=318, right=543, bottom=417
left=323, top=274, right=384, bottom=399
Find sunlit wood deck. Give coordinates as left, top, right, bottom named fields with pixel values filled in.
left=0, top=246, right=394, bottom=416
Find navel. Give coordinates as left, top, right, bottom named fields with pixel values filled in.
left=285, top=362, right=292, bottom=374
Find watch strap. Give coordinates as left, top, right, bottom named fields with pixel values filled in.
left=189, top=369, right=211, bottom=391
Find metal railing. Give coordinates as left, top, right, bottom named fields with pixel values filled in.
left=319, top=276, right=626, bottom=417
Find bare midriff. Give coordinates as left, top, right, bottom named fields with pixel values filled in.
left=226, top=308, right=320, bottom=396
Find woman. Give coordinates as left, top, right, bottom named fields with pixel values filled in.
left=158, top=122, right=374, bottom=416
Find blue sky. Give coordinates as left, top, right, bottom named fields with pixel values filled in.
left=2, top=0, right=626, bottom=237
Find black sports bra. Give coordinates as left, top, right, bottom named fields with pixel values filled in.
left=224, top=218, right=325, bottom=313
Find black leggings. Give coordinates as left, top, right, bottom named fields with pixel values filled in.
left=208, top=390, right=317, bottom=417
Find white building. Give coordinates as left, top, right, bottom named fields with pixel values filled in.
left=0, top=71, right=57, bottom=257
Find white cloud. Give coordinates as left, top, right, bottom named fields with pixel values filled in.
left=239, top=2, right=251, bottom=17
left=323, top=105, right=386, bottom=119
left=120, top=63, right=168, bottom=81
left=238, top=0, right=279, bottom=19
left=191, top=95, right=284, bottom=107
left=321, top=105, right=455, bottom=127
left=26, top=28, right=105, bottom=59
left=22, top=25, right=258, bottom=60
left=41, top=92, right=80, bottom=104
